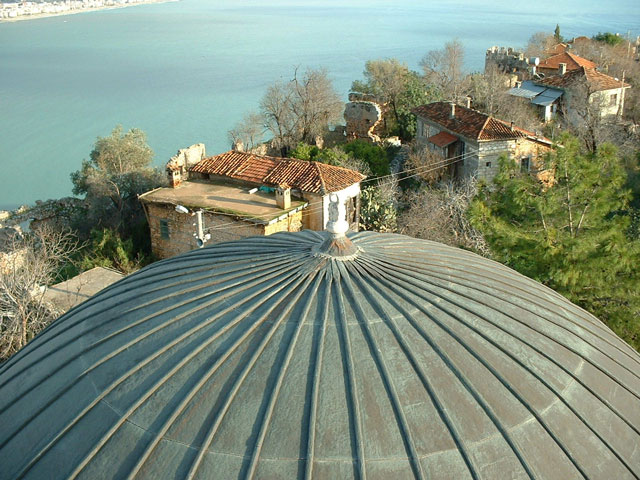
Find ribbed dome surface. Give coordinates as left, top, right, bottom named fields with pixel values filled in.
left=1, top=231, right=640, bottom=480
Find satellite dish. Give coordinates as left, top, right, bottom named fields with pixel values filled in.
left=196, top=238, right=204, bottom=248
left=533, top=57, right=540, bottom=66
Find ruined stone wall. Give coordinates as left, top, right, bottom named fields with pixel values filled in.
left=485, top=46, right=534, bottom=79
left=0, top=197, right=85, bottom=232
left=344, top=93, right=383, bottom=143
left=0, top=226, right=25, bottom=275
left=165, top=143, right=206, bottom=186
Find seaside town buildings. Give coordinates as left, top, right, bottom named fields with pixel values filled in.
left=0, top=0, right=159, bottom=19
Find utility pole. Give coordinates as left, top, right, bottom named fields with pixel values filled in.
left=194, top=210, right=209, bottom=248
left=176, top=205, right=211, bottom=248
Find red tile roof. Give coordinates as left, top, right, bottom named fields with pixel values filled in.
left=538, top=52, right=596, bottom=72
left=412, top=102, right=545, bottom=142
left=190, top=151, right=365, bottom=194
left=536, top=67, right=630, bottom=92
left=428, top=131, right=458, bottom=147
left=546, top=43, right=569, bottom=56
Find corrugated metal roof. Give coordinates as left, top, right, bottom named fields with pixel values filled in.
left=507, top=80, right=546, bottom=99
left=1, top=231, right=639, bottom=479
left=531, top=88, right=564, bottom=106
left=427, top=131, right=458, bottom=147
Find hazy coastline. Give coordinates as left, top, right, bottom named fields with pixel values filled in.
left=0, top=0, right=179, bottom=23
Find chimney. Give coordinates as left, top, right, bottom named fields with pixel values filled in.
left=465, top=96, right=472, bottom=109
left=558, top=63, right=567, bottom=75
left=276, top=185, right=291, bottom=209
left=515, top=81, right=522, bottom=88
left=510, top=121, right=514, bottom=132
left=449, top=102, right=456, bottom=119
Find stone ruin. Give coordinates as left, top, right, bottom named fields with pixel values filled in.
left=485, top=46, right=538, bottom=80
left=0, top=197, right=85, bottom=234
left=344, top=92, right=383, bottom=143
left=166, top=143, right=207, bottom=187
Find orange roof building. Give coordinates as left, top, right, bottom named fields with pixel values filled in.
left=537, top=52, right=596, bottom=76
left=534, top=67, right=631, bottom=120
left=140, top=146, right=366, bottom=259
left=412, top=102, right=552, bottom=182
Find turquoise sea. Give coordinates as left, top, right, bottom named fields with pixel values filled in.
left=1, top=0, right=639, bottom=208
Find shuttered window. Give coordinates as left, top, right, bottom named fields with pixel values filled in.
left=160, top=219, right=170, bottom=239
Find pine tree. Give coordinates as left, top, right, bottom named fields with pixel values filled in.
left=470, top=136, right=640, bottom=350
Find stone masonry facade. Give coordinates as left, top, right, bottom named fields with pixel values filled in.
left=146, top=203, right=303, bottom=259
left=416, top=117, right=552, bottom=182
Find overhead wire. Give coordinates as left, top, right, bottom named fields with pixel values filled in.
left=147, top=146, right=477, bottom=241
left=196, top=147, right=477, bottom=234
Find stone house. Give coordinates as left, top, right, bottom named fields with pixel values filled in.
left=412, top=101, right=553, bottom=182
left=140, top=147, right=365, bottom=259
left=534, top=66, right=630, bottom=122
left=509, top=61, right=630, bottom=123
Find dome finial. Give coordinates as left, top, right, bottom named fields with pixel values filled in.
left=326, top=194, right=349, bottom=238
left=315, top=194, right=358, bottom=258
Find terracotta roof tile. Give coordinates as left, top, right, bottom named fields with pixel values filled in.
left=412, top=102, right=534, bottom=141
left=536, top=67, right=630, bottom=92
left=190, top=151, right=365, bottom=194
left=538, top=52, right=596, bottom=71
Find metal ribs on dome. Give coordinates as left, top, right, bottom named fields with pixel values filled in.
left=1, top=230, right=639, bottom=479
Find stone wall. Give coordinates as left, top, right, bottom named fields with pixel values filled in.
left=476, top=137, right=553, bottom=183
left=145, top=203, right=302, bottom=259
left=165, top=144, right=206, bottom=186
left=476, top=139, right=514, bottom=180
left=416, top=116, right=553, bottom=183
left=344, top=93, right=383, bottom=143
left=513, top=138, right=554, bottom=184
left=302, top=193, right=324, bottom=231
left=0, top=226, right=25, bottom=275
left=0, top=197, right=85, bottom=232
left=485, top=46, right=535, bottom=79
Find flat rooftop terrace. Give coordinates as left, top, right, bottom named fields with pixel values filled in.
left=140, top=180, right=307, bottom=223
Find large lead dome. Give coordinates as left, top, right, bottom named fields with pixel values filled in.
left=1, top=231, right=639, bottom=479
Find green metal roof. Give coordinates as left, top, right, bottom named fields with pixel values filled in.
left=1, top=231, right=639, bottom=479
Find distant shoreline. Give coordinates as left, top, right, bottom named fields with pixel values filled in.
left=0, top=0, right=179, bottom=24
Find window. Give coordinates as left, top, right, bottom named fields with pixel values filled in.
left=485, top=161, right=492, bottom=168
left=521, top=157, right=530, bottom=172
left=609, top=93, right=618, bottom=106
left=160, top=219, right=170, bottom=240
